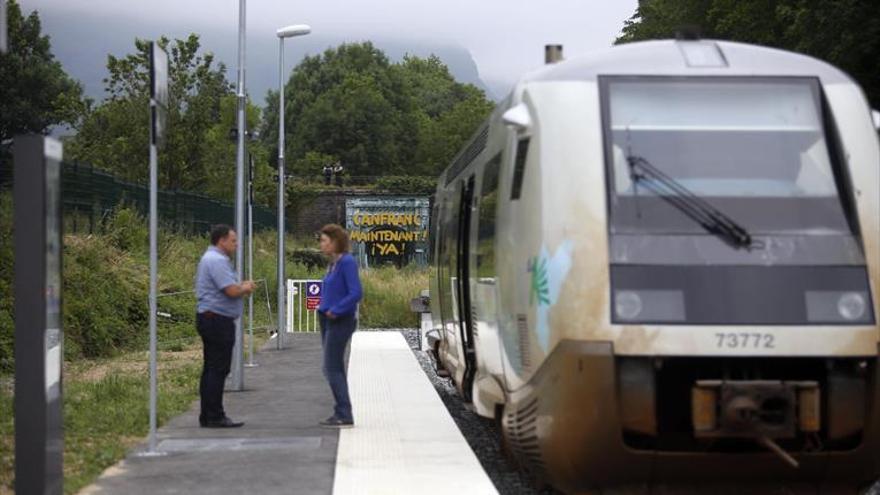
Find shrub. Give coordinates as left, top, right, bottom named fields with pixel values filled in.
left=374, top=176, right=437, bottom=195
left=0, top=193, right=13, bottom=372
left=103, top=205, right=148, bottom=253
left=63, top=236, right=148, bottom=358
left=358, top=266, right=428, bottom=328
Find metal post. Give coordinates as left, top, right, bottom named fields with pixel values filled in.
left=148, top=101, right=159, bottom=453
left=13, top=135, right=64, bottom=494
left=231, top=0, right=247, bottom=390
left=264, top=279, right=275, bottom=331
left=277, top=37, right=286, bottom=350
left=1, top=0, right=7, bottom=54
left=246, top=154, right=257, bottom=367
left=139, top=41, right=167, bottom=459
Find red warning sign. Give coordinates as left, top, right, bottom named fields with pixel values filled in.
left=306, top=297, right=321, bottom=311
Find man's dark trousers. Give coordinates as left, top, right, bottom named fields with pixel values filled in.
left=197, top=312, right=235, bottom=422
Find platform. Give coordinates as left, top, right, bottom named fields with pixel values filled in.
left=80, top=331, right=496, bottom=495
left=334, top=332, right=497, bottom=495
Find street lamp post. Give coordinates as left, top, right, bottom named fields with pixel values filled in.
left=231, top=0, right=248, bottom=391
left=276, top=24, right=311, bottom=349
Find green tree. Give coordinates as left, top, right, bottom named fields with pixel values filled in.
left=411, top=85, right=493, bottom=176
left=398, top=55, right=494, bottom=176
left=0, top=0, right=87, bottom=157
left=617, top=0, right=880, bottom=108
left=68, top=34, right=269, bottom=204
left=261, top=42, right=414, bottom=177
left=260, top=42, right=494, bottom=178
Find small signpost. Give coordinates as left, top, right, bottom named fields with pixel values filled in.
left=145, top=41, right=169, bottom=456
left=306, top=281, right=322, bottom=311
left=14, top=135, right=64, bottom=494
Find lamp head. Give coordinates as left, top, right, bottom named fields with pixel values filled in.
left=277, top=24, right=311, bottom=38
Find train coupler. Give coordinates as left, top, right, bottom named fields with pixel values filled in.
left=691, top=380, right=820, bottom=440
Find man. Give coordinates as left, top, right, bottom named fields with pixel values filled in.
left=323, top=164, right=332, bottom=185
left=334, top=162, right=344, bottom=187
left=195, top=224, right=256, bottom=428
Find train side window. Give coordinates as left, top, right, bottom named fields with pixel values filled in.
left=428, top=200, right=438, bottom=264
left=477, top=153, right=501, bottom=277
left=510, top=138, right=530, bottom=200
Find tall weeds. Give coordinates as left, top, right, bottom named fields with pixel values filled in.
left=0, top=202, right=429, bottom=373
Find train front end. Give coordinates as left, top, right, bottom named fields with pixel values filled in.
left=504, top=41, right=880, bottom=492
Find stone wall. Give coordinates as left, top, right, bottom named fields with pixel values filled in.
left=292, top=189, right=411, bottom=235
left=291, top=190, right=433, bottom=242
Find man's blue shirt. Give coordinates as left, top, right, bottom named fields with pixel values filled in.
left=196, top=246, right=242, bottom=318
left=318, top=253, right=362, bottom=317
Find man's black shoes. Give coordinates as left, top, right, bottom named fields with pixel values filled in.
left=319, top=416, right=354, bottom=429
left=200, top=416, right=244, bottom=428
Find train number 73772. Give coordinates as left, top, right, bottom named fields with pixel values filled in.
left=715, top=332, right=776, bottom=349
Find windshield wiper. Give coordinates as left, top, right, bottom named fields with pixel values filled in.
left=626, top=154, right=753, bottom=248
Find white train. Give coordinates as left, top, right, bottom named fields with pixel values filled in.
left=427, top=38, right=880, bottom=492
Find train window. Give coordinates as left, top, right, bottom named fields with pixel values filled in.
left=428, top=201, right=438, bottom=264
left=477, top=153, right=501, bottom=277
left=510, top=138, right=530, bottom=200
left=603, top=77, right=856, bottom=236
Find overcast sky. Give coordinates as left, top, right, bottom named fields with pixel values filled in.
left=20, top=0, right=637, bottom=97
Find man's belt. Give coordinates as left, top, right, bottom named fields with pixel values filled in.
left=199, top=311, right=233, bottom=320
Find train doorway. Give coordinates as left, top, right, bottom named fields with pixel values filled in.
left=456, top=175, right=477, bottom=401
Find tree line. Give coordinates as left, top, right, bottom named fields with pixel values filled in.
left=0, top=0, right=493, bottom=208
left=2, top=0, right=878, bottom=209
left=617, top=0, right=880, bottom=108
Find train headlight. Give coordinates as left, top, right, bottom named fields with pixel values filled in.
left=615, top=291, right=643, bottom=320
left=837, top=292, right=866, bottom=321
left=806, top=291, right=871, bottom=323
left=613, top=290, right=685, bottom=323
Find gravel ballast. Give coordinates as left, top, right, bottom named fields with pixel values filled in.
left=393, top=328, right=554, bottom=495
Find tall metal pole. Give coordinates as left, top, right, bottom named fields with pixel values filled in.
left=246, top=154, right=257, bottom=367
left=277, top=37, right=286, bottom=350
left=148, top=102, right=159, bottom=452
left=1, top=0, right=8, bottom=54
left=231, top=0, right=247, bottom=391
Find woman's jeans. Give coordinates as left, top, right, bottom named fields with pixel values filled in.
left=319, top=312, right=357, bottom=422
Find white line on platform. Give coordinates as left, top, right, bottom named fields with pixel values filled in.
left=333, top=332, right=498, bottom=495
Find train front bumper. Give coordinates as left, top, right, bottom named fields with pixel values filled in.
left=515, top=340, right=880, bottom=493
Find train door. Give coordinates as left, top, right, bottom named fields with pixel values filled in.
left=439, top=186, right=462, bottom=374
left=430, top=196, right=446, bottom=336
left=456, top=175, right=477, bottom=401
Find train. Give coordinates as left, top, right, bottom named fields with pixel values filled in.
left=425, top=38, right=880, bottom=493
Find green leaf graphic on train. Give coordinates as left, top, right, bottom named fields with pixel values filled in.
left=529, top=256, right=550, bottom=306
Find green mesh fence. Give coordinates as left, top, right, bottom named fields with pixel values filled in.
left=0, top=160, right=279, bottom=234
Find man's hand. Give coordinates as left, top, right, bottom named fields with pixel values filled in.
left=325, top=310, right=336, bottom=319
left=225, top=281, right=257, bottom=298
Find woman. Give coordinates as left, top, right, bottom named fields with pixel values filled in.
left=316, top=224, right=362, bottom=428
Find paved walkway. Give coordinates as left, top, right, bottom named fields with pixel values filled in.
left=334, top=332, right=497, bottom=495
left=82, top=332, right=338, bottom=495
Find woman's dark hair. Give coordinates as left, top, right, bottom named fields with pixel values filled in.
left=320, top=224, right=350, bottom=253
left=210, top=224, right=234, bottom=245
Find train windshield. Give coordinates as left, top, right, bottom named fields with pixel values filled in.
left=604, top=77, right=855, bottom=235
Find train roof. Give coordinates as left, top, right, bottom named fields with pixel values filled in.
left=522, top=39, right=853, bottom=85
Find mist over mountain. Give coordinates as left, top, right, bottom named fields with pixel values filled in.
left=35, top=7, right=499, bottom=107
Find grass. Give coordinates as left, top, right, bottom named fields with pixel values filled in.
left=1, top=345, right=198, bottom=494
left=0, top=327, right=272, bottom=495
left=62, top=351, right=201, bottom=494
left=359, top=265, right=428, bottom=328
